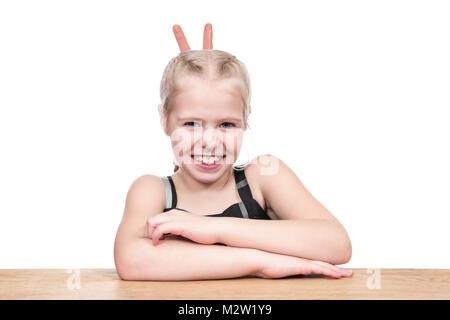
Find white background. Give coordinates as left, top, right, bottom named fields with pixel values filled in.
left=0, top=0, right=449, bottom=269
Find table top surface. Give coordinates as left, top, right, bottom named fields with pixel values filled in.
left=0, top=268, right=449, bottom=300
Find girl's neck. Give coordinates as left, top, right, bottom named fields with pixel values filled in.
left=173, top=166, right=234, bottom=194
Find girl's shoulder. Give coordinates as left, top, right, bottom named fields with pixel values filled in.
left=127, top=174, right=166, bottom=213
left=243, top=153, right=280, bottom=184
left=241, top=154, right=281, bottom=219
left=247, top=154, right=342, bottom=223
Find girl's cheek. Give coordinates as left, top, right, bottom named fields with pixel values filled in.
left=171, top=127, right=195, bottom=163
left=224, top=131, right=243, bottom=163
left=224, top=130, right=243, bottom=149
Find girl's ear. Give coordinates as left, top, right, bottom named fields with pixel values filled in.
left=158, top=103, right=169, bottom=136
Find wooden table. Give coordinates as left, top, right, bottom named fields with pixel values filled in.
left=0, top=269, right=449, bottom=300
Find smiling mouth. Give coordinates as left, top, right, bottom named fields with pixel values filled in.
left=190, top=154, right=226, bottom=165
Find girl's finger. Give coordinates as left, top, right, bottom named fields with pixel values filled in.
left=151, top=222, right=183, bottom=246
left=152, top=225, right=164, bottom=246
left=319, top=261, right=353, bottom=276
left=147, top=213, right=171, bottom=228
left=203, top=23, right=213, bottom=50
left=173, top=24, right=191, bottom=52
left=311, top=260, right=353, bottom=277
left=310, top=260, right=346, bottom=276
left=145, top=219, right=157, bottom=239
left=308, top=263, right=342, bottom=279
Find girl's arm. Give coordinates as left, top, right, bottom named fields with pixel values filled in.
left=217, top=218, right=351, bottom=265
left=117, top=236, right=350, bottom=281
left=114, top=174, right=260, bottom=280
left=117, top=237, right=260, bottom=281
left=215, top=155, right=352, bottom=265
left=114, top=172, right=351, bottom=280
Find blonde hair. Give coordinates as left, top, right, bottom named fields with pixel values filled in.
left=158, top=50, right=252, bottom=173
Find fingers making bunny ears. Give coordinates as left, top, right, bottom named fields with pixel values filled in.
left=172, top=23, right=213, bottom=52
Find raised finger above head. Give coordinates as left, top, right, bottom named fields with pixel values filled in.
left=203, top=23, right=213, bottom=50
left=173, top=24, right=191, bottom=52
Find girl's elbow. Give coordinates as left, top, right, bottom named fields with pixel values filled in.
left=340, top=239, right=352, bottom=265
left=331, top=238, right=352, bottom=265
left=114, top=250, right=138, bottom=281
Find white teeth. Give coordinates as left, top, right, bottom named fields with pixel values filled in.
left=193, top=155, right=223, bottom=165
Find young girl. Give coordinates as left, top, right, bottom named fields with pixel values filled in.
left=113, top=26, right=353, bottom=281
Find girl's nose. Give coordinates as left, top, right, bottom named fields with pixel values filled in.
left=201, top=128, right=221, bottom=147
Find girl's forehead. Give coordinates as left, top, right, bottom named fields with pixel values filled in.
left=172, top=79, right=244, bottom=119
left=173, top=102, right=243, bottom=122
left=174, top=87, right=241, bottom=106
left=176, top=75, right=243, bottom=90
left=175, top=77, right=241, bottom=97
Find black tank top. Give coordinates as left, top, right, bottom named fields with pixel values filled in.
left=161, top=165, right=271, bottom=220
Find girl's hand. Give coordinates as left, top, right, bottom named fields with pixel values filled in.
left=254, top=251, right=353, bottom=279
left=144, top=209, right=221, bottom=246
left=173, top=23, right=213, bottom=52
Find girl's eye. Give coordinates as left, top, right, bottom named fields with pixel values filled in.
left=184, top=121, right=201, bottom=127
left=220, top=122, right=235, bottom=129
left=184, top=122, right=235, bottom=128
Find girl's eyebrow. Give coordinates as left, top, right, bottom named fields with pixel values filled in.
left=177, top=117, right=242, bottom=122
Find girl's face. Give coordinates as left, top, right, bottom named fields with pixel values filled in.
left=164, top=76, right=246, bottom=181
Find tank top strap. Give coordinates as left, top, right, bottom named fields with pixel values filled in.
left=234, top=167, right=253, bottom=208
left=161, top=176, right=177, bottom=211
